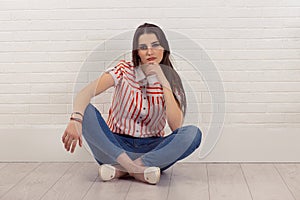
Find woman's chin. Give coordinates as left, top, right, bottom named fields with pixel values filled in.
left=141, top=60, right=158, bottom=65
left=147, top=61, right=157, bottom=65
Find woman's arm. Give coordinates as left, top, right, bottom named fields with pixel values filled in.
left=72, top=72, right=115, bottom=115
left=62, top=72, right=115, bottom=153
left=162, top=86, right=183, bottom=131
left=141, top=63, right=183, bottom=131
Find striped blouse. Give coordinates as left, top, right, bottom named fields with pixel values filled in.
left=105, top=60, right=166, bottom=138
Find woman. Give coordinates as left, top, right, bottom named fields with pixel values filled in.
left=62, top=23, right=202, bottom=185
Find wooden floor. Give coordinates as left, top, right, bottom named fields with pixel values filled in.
left=0, top=162, right=299, bottom=200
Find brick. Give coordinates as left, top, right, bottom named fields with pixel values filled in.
left=29, top=104, right=67, bottom=114
left=0, top=104, right=29, bottom=114
left=0, top=84, right=30, bottom=93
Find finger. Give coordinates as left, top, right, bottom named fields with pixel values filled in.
left=63, top=134, right=70, bottom=147
left=70, top=140, right=77, bottom=153
left=141, top=64, right=151, bottom=71
left=64, top=138, right=69, bottom=151
left=62, top=131, right=68, bottom=143
left=66, top=138, right=73, bottom=151
left=65, top=136, right=72, bottom=151
left=64, top=133, right=71, bottom=144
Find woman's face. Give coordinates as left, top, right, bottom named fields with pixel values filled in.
left=137, top=33, right=164, bottom=65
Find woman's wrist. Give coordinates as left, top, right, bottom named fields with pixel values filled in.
left=70, top=117, right=82, bottom=124
left=159, top=76, right=171, bottom=91
left=71, top=111, right=83, bottom=118
left=70, top=111, right=84, bottom=124
left=153, top=72, right=170, bottom=90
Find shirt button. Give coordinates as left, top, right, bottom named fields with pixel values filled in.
left=144, top=97, right=146, bottom=100
left=143, top=108, right=146, bottom=110
left=137, top=122, right=140, bottom=124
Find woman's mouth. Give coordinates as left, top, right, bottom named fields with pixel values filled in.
left=147, top=57, right=156, bottom=61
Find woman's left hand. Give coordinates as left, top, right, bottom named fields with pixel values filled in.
left=141, top=63, right=170, bottom=89
left=141, top=63, right=163, bottom=76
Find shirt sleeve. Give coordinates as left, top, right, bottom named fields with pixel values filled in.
left=105, top=61, right=125, bottom=86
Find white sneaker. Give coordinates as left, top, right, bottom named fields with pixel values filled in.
left=144, top=167, right=161, bottom=185
left=98, top=164, right=116, bottom=181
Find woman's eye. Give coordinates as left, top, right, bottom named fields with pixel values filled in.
left=138, top=43, right=161, bottom=50
left=139, top=45, right=147, bottom=50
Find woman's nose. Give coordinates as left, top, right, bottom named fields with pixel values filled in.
left=146, top=47, right=153, bottom=55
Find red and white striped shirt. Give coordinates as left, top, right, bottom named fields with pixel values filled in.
left=105, top=60, right=166, bottom=138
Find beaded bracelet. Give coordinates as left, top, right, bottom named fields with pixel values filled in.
left=70, top=117, right=82, bottom=124
left=71, top=111, right=83, bottom=118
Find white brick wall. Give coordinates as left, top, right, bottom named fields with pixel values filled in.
left=0, top=0, right=299, bottom=162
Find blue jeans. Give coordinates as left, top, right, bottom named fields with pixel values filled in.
left=82, top=103, right=202, bottom=171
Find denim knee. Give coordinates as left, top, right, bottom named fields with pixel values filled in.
left=180, top=125, right=202, bottom=150
left=82, top=103, right=102, bottom=136
left=83, top=103, right=97, bottom=118
left=82, top=104, right=93, bottom=130
left=158, top=125, right=202, bottom=171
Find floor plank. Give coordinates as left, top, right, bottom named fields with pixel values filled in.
left=0, top=163, right=40, bottom=198
left=83, top=178, right=131, bottom=200
left=167, top=163, right=209, bottom=200
left=40, top=162, right=98, bottom=200
left=1, top=163, right=73, bottom=200
left=275, top=163, right=300, bottom=199
left=207, top=163, right=252, bottom=200
left=125, top=168, right=172, bottom=200
left=0, top=162, right=299, bottom=200
left=241, top=164, right=295, bottom=200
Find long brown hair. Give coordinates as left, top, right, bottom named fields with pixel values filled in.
left=132, top=23, right=187, bottom=116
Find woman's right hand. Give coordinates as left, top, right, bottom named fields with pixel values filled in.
left=62, top=120, right=83, bottom=153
